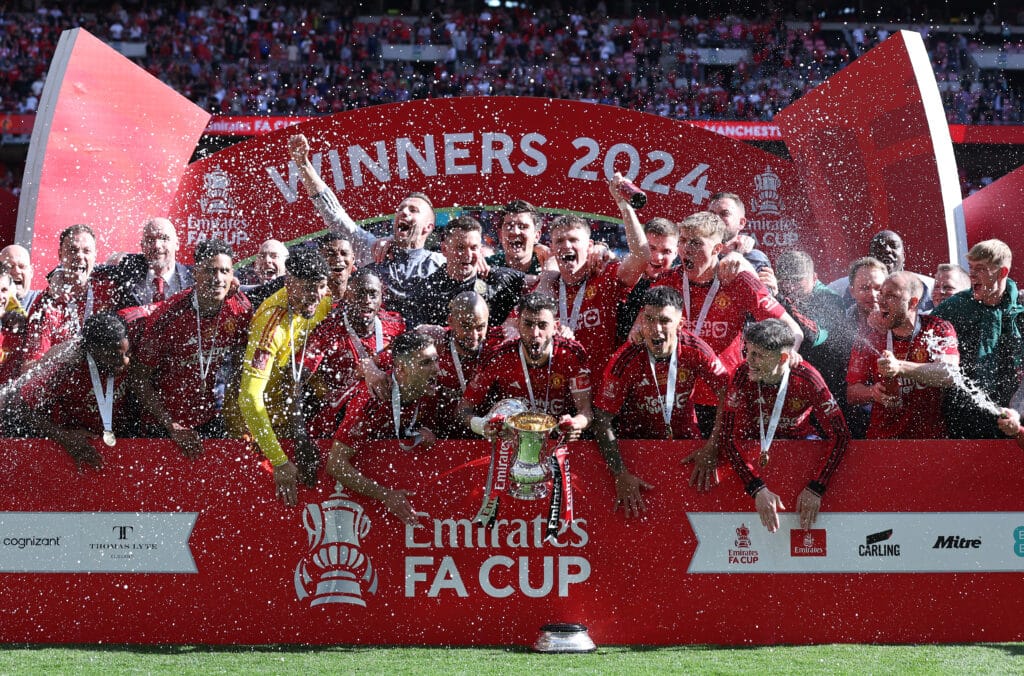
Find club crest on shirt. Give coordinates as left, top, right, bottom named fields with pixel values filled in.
left=786, top=397, right=805, bottom=413
left=252, top=349, right=271, bottom=371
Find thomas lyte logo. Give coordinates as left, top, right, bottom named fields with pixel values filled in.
left=294, top=486, right=379, bottom=607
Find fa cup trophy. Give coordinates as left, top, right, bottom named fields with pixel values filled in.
left=471, top=399, right=575, bottom=541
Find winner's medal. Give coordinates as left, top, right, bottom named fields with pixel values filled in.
left=87, top=353, right=116, bottom=449
left=757, top=363, right=791, bottom=469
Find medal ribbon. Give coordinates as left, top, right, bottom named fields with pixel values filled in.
left=86, top=353, right=115, bottom=435
left=518, top=344, right=553, bottom=412
left=194, top=292, right=223, bottom=382
left=757, top=363, right=791, bottom=463
left=472, top=436, right=516, bottom=527
left=558, top=278, right=587, bottom=332
left=390, top=375, right=420, bottom=440
left=681, top=274, right=720, bottom=337
left=343, top=312, right=384, bottom=360
left=648, top=348, right=678, bottom=435
left=288, top=312, right=311, bottom=383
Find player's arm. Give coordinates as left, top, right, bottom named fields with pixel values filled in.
left=129, top=360, right=203, bottom=459
left=877, top=350, right=958, bottom=387
left=609, top=174, right=651, bottom=287
left=288, top=134, right=376, bottom=265
left=238, top=355, right=301, bottom=505
left=326, top=440, right=421, bottom=526
left=592, top=407, right=652, bottom=517
left=564, top=380, right=593, bottom=437
left=15, top=381, right=103, bottom=471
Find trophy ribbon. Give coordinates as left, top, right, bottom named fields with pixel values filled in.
left=544, top=445, right=573, bottom=543
left=473, top=436, right=516, bottom=527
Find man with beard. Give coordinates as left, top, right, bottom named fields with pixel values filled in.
left=131, top=239, right=254, bottom=456
left=238, top=248, right=332, bottom=506
left=535, top=175, right=650, bottom=383
left=486, top=199, right=550, bottom=274
left=933, top=239, right=1024, bottom=439
left=303, top=268, right=405, bottom=438
left=0, top=244, right=39, bottom=312
left=14, top=313, right=132, bottom=470
left=722, top=319, right=849, bottom=534
left=326, top=331, right=445, bottom=526
left=847, top=272, right=959, bottom=439
left=829, top=230, right=935, bottom=312
left=405, top=215, right=528, bottom=328
left=593, top=287, right=730, bottom=516
left=24, top=225, right=118, bottom=370
left=707, top=192, right=771, bottom=273
left=102, top=217, right=195, bottom=309
left=289, top=134, right=444, bottom=317
left=649, top=211, right=803, bottom=482
left=432, top=291, right=506, bottom=397
left=461, top=292, right=593, bottom=440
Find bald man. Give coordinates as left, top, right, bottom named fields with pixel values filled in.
left=254, top=239, right=289, bottom=283
left=0, top=244, right=38, bottom=312
left=104, top=217, right=195, bottom=309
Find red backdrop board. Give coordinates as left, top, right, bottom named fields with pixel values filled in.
left=15, top=28, right=210, bottom=272
left=3, top=438, right=1024, bottom=646
left=960, top=163, right=1024, bottom=256
left=775, top=30, right=965, bottom=278
left=166, top=97, right=816, bottom=267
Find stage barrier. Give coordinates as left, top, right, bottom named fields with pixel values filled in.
left=2, top=438, right=1022, bottom=645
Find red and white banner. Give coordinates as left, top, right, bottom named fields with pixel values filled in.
left=776, top=30, right=966, bottom=274
left=16, top=28, right=210, bottom=273
left=960, top=163, right=1024, bottom=256
left=167, top=97, right=818, bottom=270
left=3, top=438, right=1024, bottom=646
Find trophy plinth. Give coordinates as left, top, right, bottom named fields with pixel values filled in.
left=508, top=411, right=557, bottom=501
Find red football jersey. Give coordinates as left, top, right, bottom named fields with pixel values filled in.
left=554, top=261, right=633, bottom=383
left=723, top=360, right=849, bottom=496
left=24, top=280, right=117, bottom=363
left=21, top=357, right=130, bottom=435
left=333, top=378, right=449, bottom=449
left=595, top=331, right=729, bottom=439
left=435, top=325, right=507, bottom=394
left=847, top=314, right=959, bottom=439
left=462, top=336, right=591, bottom=418
left=653, top=269, right=785, bottom=405
left=136, top=289, right=254, bottom=428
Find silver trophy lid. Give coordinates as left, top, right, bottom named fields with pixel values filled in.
left=533, top=622, right=596, bottom=653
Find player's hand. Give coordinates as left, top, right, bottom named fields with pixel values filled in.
left=608, top=171, right=629, bottom=205
left=372, top=237, right=394, bottom=264
left=683, top=443, right=720, bottom=492
left=274, top=460, right=300, bottom=506
left=295, top=438, right=320, bottom=488
left=587, top=242, right=615, bottom=277
left=557, top=414, right=585, bottom=441
left=475, top=255, right=492, bottom=279
left=876, top=349, right=901, bottom=379
left=289, top=134, right=310, bottom=164
left=557, top=323, right=576, bottom=340
left=754, top=488, right=784, bottom=533
left=788, top=348, right=803, bottom=368
left=484, top=414, right=507, bottom=439
left=871, top=381, right=899, bottom=408
left=796, top=488, right=822, bottom=530
left=59, top=429, right=103, bottom=471
left=381, top=488, right=421, bottom=526
left=759, top=267, right=778, bottom=295
left=717, top=252, right=753, bottom=285
left=613, top=470, right=653, bottom=518
left=168, top=423, right=203, bottom=459
left=998, top=408, right=1021, bottom=437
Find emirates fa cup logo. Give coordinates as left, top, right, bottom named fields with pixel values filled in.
left=735, top=524, right=752, bottom=549
left=750, top=166, right=784, bottom=215
left=200, top=165, right=236, bottom=214
left=294, top=486, right=379, bottom=606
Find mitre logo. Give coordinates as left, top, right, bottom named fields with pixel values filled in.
left=294, top=485, right=379, bottom=607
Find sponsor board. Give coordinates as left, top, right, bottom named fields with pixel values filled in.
left=687, top=513, right=1024, bottom=573
left=0, top=512, right=197, bottom=573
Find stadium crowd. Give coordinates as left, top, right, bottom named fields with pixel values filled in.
left=0, top=4, right=1021, bottom=127
left=0, top=130, right=1021, bottom=535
